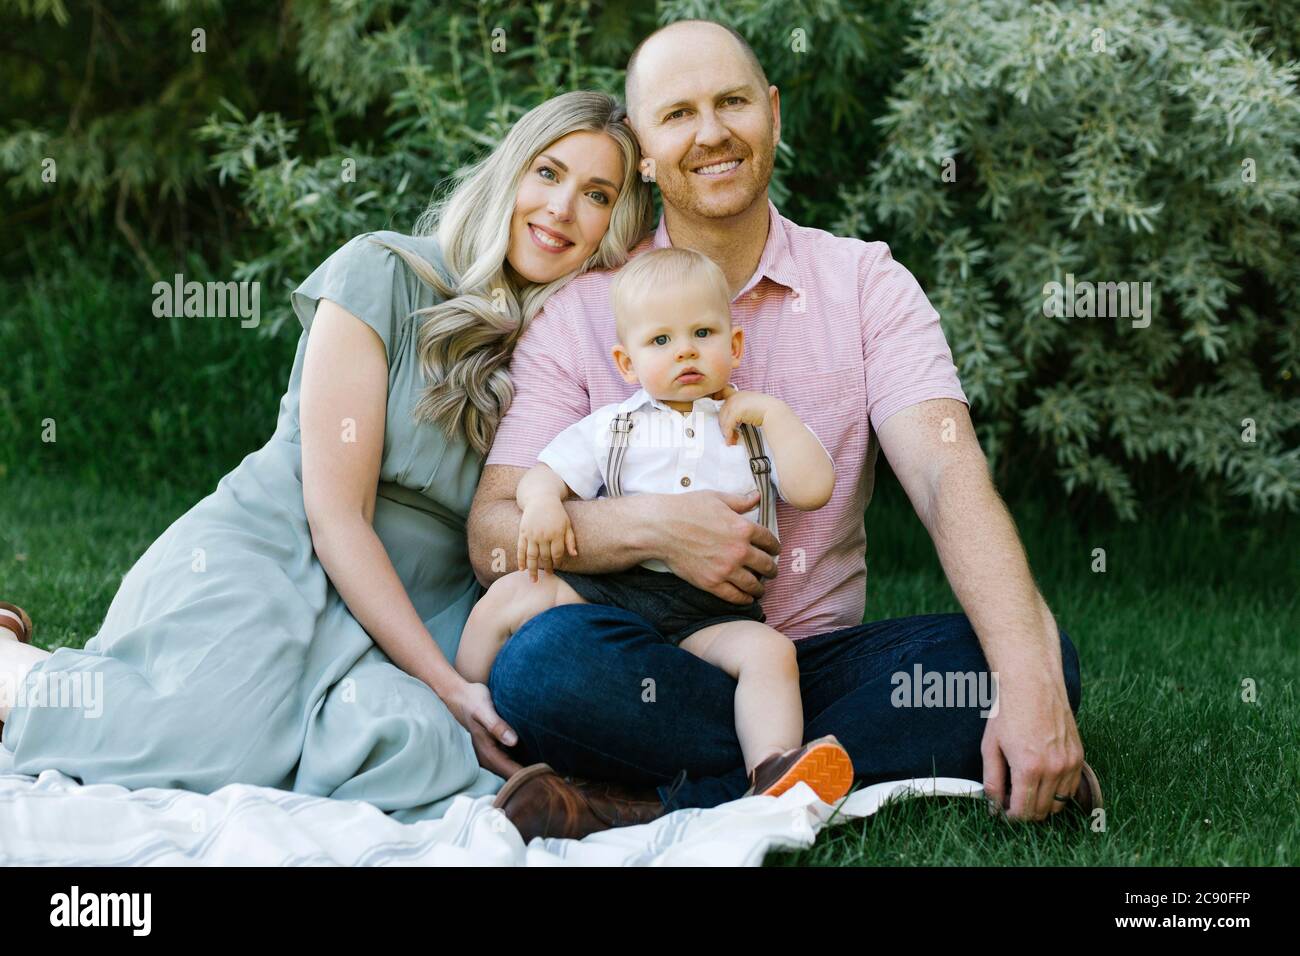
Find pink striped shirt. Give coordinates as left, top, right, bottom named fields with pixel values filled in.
left=485, top=199, right=968, bottom=639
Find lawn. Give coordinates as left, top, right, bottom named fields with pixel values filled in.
left=1, top=465, right=1296, bottom=865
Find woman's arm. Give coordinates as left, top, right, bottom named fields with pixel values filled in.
left=299, top=298, right=520, bottom=774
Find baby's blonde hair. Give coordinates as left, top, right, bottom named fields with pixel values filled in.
left=610, top=247, right=732, bottom=344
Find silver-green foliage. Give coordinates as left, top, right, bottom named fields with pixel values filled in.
left=837, top=0, right=1300, bottom=519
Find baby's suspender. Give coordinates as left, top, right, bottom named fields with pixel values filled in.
left=605, top=412, right=778, bottom=540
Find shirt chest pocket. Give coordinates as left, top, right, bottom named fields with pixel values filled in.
left=762, top=365, right=864, bottom=486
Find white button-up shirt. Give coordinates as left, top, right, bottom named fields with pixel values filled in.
left=537, top=385, right=826, bottom=573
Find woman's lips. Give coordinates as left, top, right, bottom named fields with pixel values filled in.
left=528, top=223, right=574, bottom=253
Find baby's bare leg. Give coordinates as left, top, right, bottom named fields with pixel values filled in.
left=678, top=621, right=801, bottom=774
left=454, top=571, right=585, bottom=683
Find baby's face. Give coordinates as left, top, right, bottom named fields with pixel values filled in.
left=612, top=283, right=742, bottom=408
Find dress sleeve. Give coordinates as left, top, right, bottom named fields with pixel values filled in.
left=290, top=232, right=413, bottom=367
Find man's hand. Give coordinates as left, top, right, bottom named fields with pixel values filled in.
left=655, top=489, right=781, bottom=604
left=516, top=499, right=578, bottom=581
left=980, top=672, right=1085, bottom=821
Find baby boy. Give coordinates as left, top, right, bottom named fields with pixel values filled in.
left=455, top=247, right=854, bottom=803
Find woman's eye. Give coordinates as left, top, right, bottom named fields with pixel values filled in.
left=588, top=190, right=610, bottom=205
left=653, top=334, right=668, bottom=346
left=538, top=166, right=558, bottom=181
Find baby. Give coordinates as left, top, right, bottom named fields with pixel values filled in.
left=456, top=247, right=854, bottom=804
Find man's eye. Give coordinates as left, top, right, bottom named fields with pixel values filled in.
left=665, top=109, right=687, bottom=121
left=653, top=334, right=668, bottom=345
left=724, top=96, right=746, bottom=106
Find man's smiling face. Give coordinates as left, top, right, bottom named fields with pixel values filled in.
left=626, top=22, right=780, bottom=221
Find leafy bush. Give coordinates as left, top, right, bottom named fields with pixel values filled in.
left=838, top=0, right=1300, bottom=518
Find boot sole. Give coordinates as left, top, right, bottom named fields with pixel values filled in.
left=757, top=738, right=854, bottom=804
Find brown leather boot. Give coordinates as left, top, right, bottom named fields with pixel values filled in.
left=493, top=764, right=687, bottom=842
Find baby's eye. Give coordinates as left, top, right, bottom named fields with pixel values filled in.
left=653, top=334, right=669, bottom=346
left=695, top=328, right=711, bottom=338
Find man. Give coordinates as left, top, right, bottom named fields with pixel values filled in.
left=468, top=19, right=1100, bottom=840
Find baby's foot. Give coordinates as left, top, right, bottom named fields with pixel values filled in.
left=744, top=734, right=854, bottom=804
left=0, top=602, right=33, bottom=644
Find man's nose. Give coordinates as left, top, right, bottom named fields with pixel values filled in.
left=694, top=109, right=729, bottom=148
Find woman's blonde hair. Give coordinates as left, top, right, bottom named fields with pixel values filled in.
left=373, top=90, right=655, bottom=458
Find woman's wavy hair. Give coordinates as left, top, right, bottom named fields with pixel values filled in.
left=373, top=90, right=655, bottom=458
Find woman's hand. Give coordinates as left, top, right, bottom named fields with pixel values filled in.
left=516, top=499, right=578, bottom=581
left=445, top=679, right=525, bottom=779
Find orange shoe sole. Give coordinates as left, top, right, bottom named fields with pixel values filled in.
left=757, top=739, right=855, bottom=804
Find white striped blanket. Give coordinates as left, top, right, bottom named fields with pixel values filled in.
left=0, top=765, right=983, bottom=866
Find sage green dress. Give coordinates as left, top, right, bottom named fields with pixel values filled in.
left=1, top=231, right=505, bottom=823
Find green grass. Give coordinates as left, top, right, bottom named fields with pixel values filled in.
left=1, top=466, right=1296, bottom=865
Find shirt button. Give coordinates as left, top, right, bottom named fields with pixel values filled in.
left=680, top=476, right=691, bottom=487
left=685, top=427, right=695, bottom=438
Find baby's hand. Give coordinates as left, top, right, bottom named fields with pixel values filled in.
left=516, top=499, right=578, bottom=581
left=712, top=385, right=787, bottom=446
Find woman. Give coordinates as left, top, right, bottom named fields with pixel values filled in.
left=0, top=90, right=655, bottom=823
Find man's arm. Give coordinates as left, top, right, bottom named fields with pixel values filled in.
left=467, top=465, right=780, bottom=602
left=875, top=397, right=1085, bottom=822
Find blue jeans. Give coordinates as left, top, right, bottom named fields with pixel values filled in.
left=488, top=603, right=1082, bottom=810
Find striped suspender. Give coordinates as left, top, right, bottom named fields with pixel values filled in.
left=605, top=413, right=778, bottom=539
left=605, top=412, right=635, bottom=499
left=736, top=422, right=779, bottom=540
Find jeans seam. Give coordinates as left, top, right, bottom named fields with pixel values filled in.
left=495, top=700, right=690, bottom=785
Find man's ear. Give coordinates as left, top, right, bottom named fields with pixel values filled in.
left=612, top=343, right=638, bottom=383
left=769, top=85, right=781, bottom=147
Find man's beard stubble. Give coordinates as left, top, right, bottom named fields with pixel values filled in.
left=658, top=139, right=775, bottom=221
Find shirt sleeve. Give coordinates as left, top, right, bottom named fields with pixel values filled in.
left=536, top=410, right=606, bottom=500
left=485, top=291, right=592, bottom=469
left=860, top=242, right=969, bottom=433
left=290, top=232, right=412, bottom=366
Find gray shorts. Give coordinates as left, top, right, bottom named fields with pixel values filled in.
left=553, top=564, right=766, bottom=646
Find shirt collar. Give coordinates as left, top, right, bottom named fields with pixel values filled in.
left=618, top=386, right=729, bottom=416
left=650, top=197, right=799, bottom=298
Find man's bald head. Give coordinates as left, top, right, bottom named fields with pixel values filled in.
left=624, top=19, right=769, bottom=126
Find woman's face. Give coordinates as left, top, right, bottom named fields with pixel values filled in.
left=507, top=130, right=626, bottom=284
